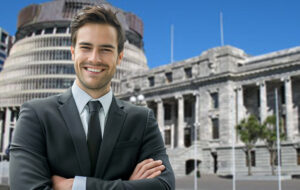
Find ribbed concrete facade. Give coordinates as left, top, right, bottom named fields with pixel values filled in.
left=118, top=46, right=300, bottom=177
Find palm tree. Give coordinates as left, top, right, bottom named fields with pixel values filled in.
left=236, top=115, right=262, bottom=176
left=261, top=115, right=285, bottom=175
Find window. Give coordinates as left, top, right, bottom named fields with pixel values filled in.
left=184, top=67, right=192, bottom=78
left=148, top=76, right=155, bottom=87
left=1, top=33, right=7, bottom=43
left=211, top=92, right=219, bottom=109
left=56, top=27, right=67, bottom=34
left=0, top=52, right=6, bottom=59
left=212, top=118, right=219, bottom=139
left=257, top=89, right=260, bottom=107
left=164, top=104, right=171, bottom=120
left=245, top=150, right=256, bottom=167
left=165, top=72, right=172, bottom=83
left=281, top=85, right=285, bottom=104
left=184, top=99, right=193, bottom=118
left=35, top=29, right=42, bottom=35
left=0, top=45, right=6, bottom=51
left=45, top=28, right=54, bottom=34
left=164, top=129, right=171, bottom=145
left=282, top=115, right=287, bottom=136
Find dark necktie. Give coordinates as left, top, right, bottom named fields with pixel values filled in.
left=87, top=101, right=102, bottom=176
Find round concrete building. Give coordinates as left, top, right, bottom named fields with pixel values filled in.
left=0, top=0, right=148, bottom=157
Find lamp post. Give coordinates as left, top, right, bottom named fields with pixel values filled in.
left=130, top=87, right=146, bottom=106
left=130, top=94, right=145, bottom=106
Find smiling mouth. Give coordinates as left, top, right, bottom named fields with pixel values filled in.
left=85, top=67, right=105, bottom=73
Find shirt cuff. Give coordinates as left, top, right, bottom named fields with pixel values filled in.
left=72, top=176, right=86, bottom=190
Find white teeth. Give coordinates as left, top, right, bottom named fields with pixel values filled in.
left=87, top=68, right=101, bottom=73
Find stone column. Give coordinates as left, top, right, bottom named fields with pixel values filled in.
left=257, top=81, right=267, bottom=123
left=193, top=91, right=200, bottom=141
left=282, top=77, right=294, bottom=140
left=170, top=103, right=176, bottom=149
left=176, top=95, right=185, bottom=148
left=4, top=107, right=11, bottom=152
left=156, top=99, right=165, bottom=142
left=171, top=124, right=175, bottom=149
left=236, top=86, right=245, bottom=123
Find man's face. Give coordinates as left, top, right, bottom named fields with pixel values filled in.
left=71, top=23, right=123, bottom=94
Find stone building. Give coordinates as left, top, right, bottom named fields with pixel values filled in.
left=118, top=45, right=300, bottom=176
left=0, top=0, right=147, bottom=158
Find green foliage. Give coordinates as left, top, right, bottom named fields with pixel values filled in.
left=236, top=114, right=262, bottom=176
left=261, top=115, right=286, bottom=150
left=261, top=115, right=285, bottom=175
left=237, top=114, right=286, bottom=175
left=236, top=114, right=262, bottom=149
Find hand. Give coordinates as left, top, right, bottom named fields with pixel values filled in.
left=129, top=158, right=165, bottom=180
left=52, top=175, right=74, bottom=190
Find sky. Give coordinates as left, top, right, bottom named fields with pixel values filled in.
left=0, top=0, right=299, bottom=68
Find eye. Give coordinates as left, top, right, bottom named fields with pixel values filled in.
left=103, top=48, right=112, bottom=52
left=101, top=48, right=113, bottom=53
left=80, top=46, right=91, bottom=50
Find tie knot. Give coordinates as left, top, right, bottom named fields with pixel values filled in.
left=87, top=101, right=102, bottom=113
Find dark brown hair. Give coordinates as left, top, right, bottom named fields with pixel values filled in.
left=70, top=6, right=125, bottom=54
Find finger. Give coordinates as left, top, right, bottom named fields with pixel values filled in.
left=136, top=160, right=162, bottom=178
left=131, top=158, right=154, bottom=179
left=140, top=165, right=165, bottom=179
left=134, top=159, right=153, bottom=174
left=146, top=170, right=162, bottom=179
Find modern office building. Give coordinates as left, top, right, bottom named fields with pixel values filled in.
left=0, top=0, right=147, bottom=158
left=0, top=28, right=13, bottom=72
left=118, top=45, right=300, bottom=176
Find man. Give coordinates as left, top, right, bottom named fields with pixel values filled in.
left=9, top=6, right=175, bottom=190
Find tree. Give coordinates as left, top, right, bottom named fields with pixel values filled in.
left=236, top=115, right=262, bottom=176
left=261, top=115, right=286, bottom=175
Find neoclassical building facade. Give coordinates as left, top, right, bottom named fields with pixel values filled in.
left=118, top=45, right=300, bottom=176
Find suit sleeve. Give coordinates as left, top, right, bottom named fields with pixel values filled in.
left=9, top=102, right=53, bottom=190
left=86, top=109, right=175, bottom=190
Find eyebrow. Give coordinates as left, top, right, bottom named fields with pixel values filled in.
left=78, top=42, right=115, bottom=49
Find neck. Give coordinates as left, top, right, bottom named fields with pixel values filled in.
left=76, top=79, right=111, bottom=99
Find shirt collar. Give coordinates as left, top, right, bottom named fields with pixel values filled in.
left=71, top=81, right=113, bottom=116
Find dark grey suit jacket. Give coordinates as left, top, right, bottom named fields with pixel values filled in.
left=9, top=89, right=175, bottom=190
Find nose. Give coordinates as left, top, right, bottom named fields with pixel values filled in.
left=88, top=49, right=101, bottom=64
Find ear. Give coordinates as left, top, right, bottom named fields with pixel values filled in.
left=70, top=46, right=75, bottom=61
left=117, top=51, right=124, bottom=65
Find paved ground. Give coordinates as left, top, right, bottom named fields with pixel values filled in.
left=176, top=175, right=300, bottom=190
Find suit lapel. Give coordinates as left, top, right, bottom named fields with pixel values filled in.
left=58, top=89, right=91, bottom=176
left=95, top=97, right=127, bottom=178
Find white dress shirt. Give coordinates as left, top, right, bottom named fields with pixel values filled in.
left=71, top=82, right=113, bottom=190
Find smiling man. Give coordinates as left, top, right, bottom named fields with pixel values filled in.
left=9, top=6, right=175, bottom=190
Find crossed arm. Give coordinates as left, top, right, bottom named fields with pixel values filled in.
left=52, top=158, right=165, bottom=190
